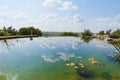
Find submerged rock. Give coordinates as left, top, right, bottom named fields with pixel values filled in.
left=88, top=58, right=98, bottom=64
left=74, top=66, right=79, bottom=69
left=66, top=63, right=70, bottom=66
left=70, top=63, right=76, bottom=66
left=79, top=63, right=85, bottom=68
left=77, top=69, right=95, bottom=78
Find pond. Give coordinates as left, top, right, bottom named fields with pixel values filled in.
left=0, top=37, right=119, bottom=80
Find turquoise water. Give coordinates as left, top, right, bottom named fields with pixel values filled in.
left=0, top=37, right=119, bottom=80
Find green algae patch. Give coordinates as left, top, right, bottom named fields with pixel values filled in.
left=0, top=75, right=6, bottom=80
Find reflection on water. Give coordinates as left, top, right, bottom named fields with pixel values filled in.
left=0, top=37, right=33, bottom=51
left=3, top=39, right=9, bottom=49
left=0, top=37, right=119, bottom=80
left=81, top=37, right=92, bottom=43
left=30, top=37, right=33, bottom=41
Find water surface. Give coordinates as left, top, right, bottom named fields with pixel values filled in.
left=0, top=37, right=119, bottom=80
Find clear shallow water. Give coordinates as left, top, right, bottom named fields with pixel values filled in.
left=0, top=37, right=119, bottom=80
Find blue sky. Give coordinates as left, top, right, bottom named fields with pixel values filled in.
left=0, top=0, right=120, bottom=32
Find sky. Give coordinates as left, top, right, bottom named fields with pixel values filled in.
left=0, top=0, right=120, bottom=32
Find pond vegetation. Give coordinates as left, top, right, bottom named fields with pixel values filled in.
left=109, top=40, right=120, bottom=69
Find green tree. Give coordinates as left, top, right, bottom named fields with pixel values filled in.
left=113, top=29, right=120, bottom=34
left=18, top=27, right=42, bottom=36
left=98, top=30, right=104, bottom=35
left=110, top=29, right=120, bottom=38
left=28, top=27, right=42, bottom=36
left=0, top=29, right=4, bottom=36
left=6, top=26, right=18, bottom=35
left=106, top=29, right=112, bottom=35
left=81, top=29, right=93, bottom=37
left=61, top=32, right=79, bottom=36
left=18, top=27, right=28, bottom=35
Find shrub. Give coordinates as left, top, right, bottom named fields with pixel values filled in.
left=110, top=29, right=120, bottom=38
left=0, top=29, right=4, bottom=36
left=61, top=32, right=79, bottom=36
left=109, top=33, right=120, bottom=38
left=98, top=31, right=104, bottom=35
left=81, top=29, right=93, bottom=37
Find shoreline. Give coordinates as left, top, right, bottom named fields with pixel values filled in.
left=0, top=35, right=119, bottom=41
left=0, top=35, right=39, bottom=40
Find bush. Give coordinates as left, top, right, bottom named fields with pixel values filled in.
left=0, top=29, right=4, bottom=36
left=6, top=26, right=18, bottom=35
left=110, top=29, right=120, bottom=38
left=109, top=33, right=120, bottom=38
left=61, top=32, right=79, bottom=36
left=113, top=29, right=120, bottom=34
left=81, top=29, right=92, bottom=37
left=98, top=31, right=104, bottom=35
left=18, top=27, right=42, bottom=36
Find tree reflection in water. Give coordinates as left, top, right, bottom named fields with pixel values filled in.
left=4, top=39, right=10, bottom=50
left=81, top=37, right=92, bottom=43
left=0, top=37, right=33, bottom=51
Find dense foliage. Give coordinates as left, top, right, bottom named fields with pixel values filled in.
left=0, top=26, right=42, bottom=36
left=81, top=29, right=93, bottom=37
left=61, top=32, right=79, bottom=36
left=7, top=26, right=18, bottom=35
left=18, top=27, right=42, bottom=36
left=106, top=29, right=112, bottom=35
left=98, top=30, right=105, bottom=35
left=110, top=29, right=120, bottom=38
left=0, top=29, right=4, bottom=36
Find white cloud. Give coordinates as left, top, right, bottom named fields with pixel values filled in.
left=39, top=13, right=59, bottom=22
left=0, top=5, right=34, bottom=28
left=36, top=13, right=85, bottom=32
left=14, top=13, right=31, bottom=22
left=87, top=14, right=120, bottom=32
left=42, top=0, right=62, bottom=7
left=58, top=1, right=78, bottom=11
left=0, top=5, right=8, bottom=16
left=96, top=18, right=111, bottom=21
left=0, top=3, right=119, bottom=32
left=95, top=15, right=120, bottom=28
left=73, top=14, right=85, bottom=23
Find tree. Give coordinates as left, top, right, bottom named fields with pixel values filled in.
left=81, top=29, right=93, bottom=37
left=113, top=29, right=120, bottom=34
left=18, top=27, right=28, bottom=35
left=61, top=32, right=79, bottom=36
left=0, top=29, right=4, bottom=36
left=18, top=27, right=42, bottom=36
left=106, top=29, right=112, bottom=35
left=6, top=26, right=18, bottom=35
left=110, top=29, right=120, bottom=38
left=98, top=31, right=104, bottom=35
